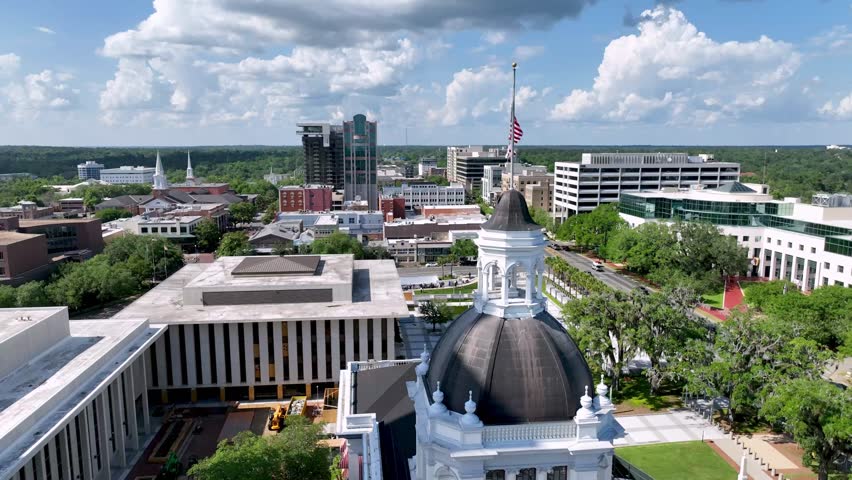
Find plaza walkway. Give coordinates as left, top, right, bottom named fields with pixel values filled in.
left=614, top=410, right=726, bottom=447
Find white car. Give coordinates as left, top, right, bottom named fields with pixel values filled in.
left=425, top=262, right=438, bottom=267
left=592, top=261, right=604, bottom=271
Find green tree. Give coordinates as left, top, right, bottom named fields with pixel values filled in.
left=556, top=203, right=625, bottom=254
left=15, top=281, right=51, bottom=307
left=103, top=234, right=184, bottom=283
left=216, top=232, right=254, bottom=257
left=632, top=288, right=702, bottom=394
left=46, top=256, right=139, bottom=311
left=761, top=379, right=852, bottom=480
left=529, top=207, right=553, bottom=232
left=450, top=238, right=478, bottom=260
left=677, top=311, right=827, bottom=430
left=763, top=285, right=852, bottom=350
left=419, top=300, right=454, bottom=332
left=563, top=290, right=638, bottom=396
left=95, top=208, right=132, bottom=222
left=742, top=280, right=799, bottom=311
left=188, top=416, right=332, bottom=480
left=309, top=232, right=365, bottom=259
left=194, top=218, right=223, bottom=253
left=82, top=189, right=103, bottom=211
left=230, top=201, right=258, bottom=226
left=0, top=285, right=16, bottom=307
left=261, top=205, right=278, bottom=225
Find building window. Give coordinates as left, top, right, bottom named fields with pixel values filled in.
left=825, top=262, right=831, bottom=269
left=766, top=237, right=771, bottom=243
left=141, top=227, right=148, bottom=233
left=799, top=244, right=804, bottom=251
left=548, top=467, right=568, bottom=480
left=518, top=468, right=537, bottom=480
left=811, top=247, right=816, bottom=254
left=742, top=236, right=749, bottom=242
left=840, top=265, right=845, bottom=273
left=776, top=240, right=781, bottom=246
left=787, top=242, right=792, bottom=248
left=485, top=471, right=505, bottom=480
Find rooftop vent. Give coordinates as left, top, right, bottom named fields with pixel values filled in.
left=231, top=255, right=321, bottom=276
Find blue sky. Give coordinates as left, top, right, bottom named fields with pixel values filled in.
left=0, top=0, right=851, bottom=146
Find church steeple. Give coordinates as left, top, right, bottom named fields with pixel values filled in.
left=153, top=150, right=168, bottom=191
left=185, top=150, right=196, bottom=185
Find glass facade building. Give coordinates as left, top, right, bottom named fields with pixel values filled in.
left=343, top=114, right=378, bottom=210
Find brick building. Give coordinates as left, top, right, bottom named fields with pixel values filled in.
left=0, top=231, right=52, bottom=286
left=279, top=185, right=334, bottom=212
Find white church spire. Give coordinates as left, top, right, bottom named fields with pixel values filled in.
left=185, top=150, right=195, bottom=184
left=153, top=150, right=168, bottom=191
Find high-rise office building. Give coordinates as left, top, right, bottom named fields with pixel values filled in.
left=77, top=160, right=104, bottom=180
left=297, top=123, right=344, bottom=190
left=343, top=114, right=378, bottom=210
left=553, top=152, right=740, bottom=221
left=446, top=145, right=505, bottom=191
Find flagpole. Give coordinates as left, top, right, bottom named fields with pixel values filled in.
left=510, top=61, right=517, bottom=190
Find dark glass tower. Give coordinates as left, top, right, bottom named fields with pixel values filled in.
left=343, top=114, right=378, bottom=210
left=297, top=123, right=344, bottom=190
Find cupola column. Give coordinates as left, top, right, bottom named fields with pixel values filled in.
left=525, top=260, right=534, bottom=303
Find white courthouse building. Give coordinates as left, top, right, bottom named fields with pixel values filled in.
left=113, top=254, right=409, bottom=403
left=336, top=190, right=621, bottom=480
left=619, top=184, right=852, bottom=289
left=553, top=152, right=740, bottom=220
left=0, top=307, right=164, bottom=480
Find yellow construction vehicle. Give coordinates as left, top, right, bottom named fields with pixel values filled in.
left=267, top=405, right=285, bottom=431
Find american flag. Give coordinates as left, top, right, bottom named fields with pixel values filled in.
left=509, top=115, right=523, bottom=143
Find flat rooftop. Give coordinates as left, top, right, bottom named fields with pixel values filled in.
left=0, top=309, right=163, bottom=477
left=19, top=218, right=100, bottom=227
left=626, top=189, right=775, bottom=203
left=0, top=231, right=42, bottom=245
left=113, top=255, right=409, bottom=324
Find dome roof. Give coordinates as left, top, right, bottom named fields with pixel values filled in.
left=482, top=189, right=541, bottom=231
left=426, top=307, right=593, bottom=425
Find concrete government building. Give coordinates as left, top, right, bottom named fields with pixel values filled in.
left=0, top=307, right=164, bottom=480
left=113, top=254, right=408, bottom=403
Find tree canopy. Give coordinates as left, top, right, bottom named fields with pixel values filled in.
left=95, top=207, right=133, bottom=222
left=216, top=231, right=254, bottom=257
left=556, top=203, right=625, bottom=253
left=187, top=416, right=334, bottom=480
left=194, top=218, right=223, bottom=253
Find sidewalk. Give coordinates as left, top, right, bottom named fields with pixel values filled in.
left=712, top=438, right=774, bottom=480
left=614, top=409, right=726, bottom=446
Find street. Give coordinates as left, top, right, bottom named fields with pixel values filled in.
left=545, top=247, right=641, bottom=293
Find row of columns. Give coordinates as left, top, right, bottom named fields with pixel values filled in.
left=479, top=263, right=545, bottom=304
left=14, top=356, right=151, bottom=480
left=151, top=319, right=396, bottom=391
left=764, top=249, right=819, bottom=291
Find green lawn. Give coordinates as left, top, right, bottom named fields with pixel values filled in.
left=701, top=291, right=724, bottom=309
left=615, top=376, right=683, bottom=413
left=617, top=441, right=736, bottom=480
left=414, top=282, right=478, bottom=295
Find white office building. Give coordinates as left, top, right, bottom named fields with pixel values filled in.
left=553, top=152, right=740, bottom=220
left=418, top=158, right=438, bottom=177
left=100, top=166, right=156, bottom=185
left=112, top=254, right=409, bottom=403
left=0, top=307, right=164, bottom=480
left=481, top=165, right=504, bottom=203
left=381, top=183, right=465, bottom=209
left=76, top=161, right=104, bottom=180
left=619, top=184, right=852, bottom=290
left=446, top=146, right=505, bottom=191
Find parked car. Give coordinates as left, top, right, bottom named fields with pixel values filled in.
left=425, top=262, right=438, bottom=267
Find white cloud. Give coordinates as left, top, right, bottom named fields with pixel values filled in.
left=513, top=45, right=545, bottom=60
left=97, top=0, right=595, bottom=127
left=550, top=6, right=801, bottom=125
left=483, top=31, right=507, bottom=45
left=810, top=25, right=852, bottom=53
left=2, top=70, right=80, bottom=121
left=35, top=26, right=56, bottom=35
left=819, top=92, right=852, bottom=119
left=0, top=53, right=20, bottom=77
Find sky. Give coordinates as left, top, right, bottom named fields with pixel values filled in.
left=0, top=0, right=851, bottom=146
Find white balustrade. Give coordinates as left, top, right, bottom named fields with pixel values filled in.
left=482, top=422, right=577, bottom=446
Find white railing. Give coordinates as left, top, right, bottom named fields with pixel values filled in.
left=352, top=359, right=419, bottom=372
left=482, top=422, right=577, bottom=446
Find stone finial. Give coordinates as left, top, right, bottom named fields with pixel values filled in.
left=415, top=344, right=430, bottom=377
left=594, top=374, right=612, bottom=410
left=576, top=385, right=596, bottom=420
left=429, top=381, right=448, bottom=416
left=460, top=390, right=482, bottom=426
